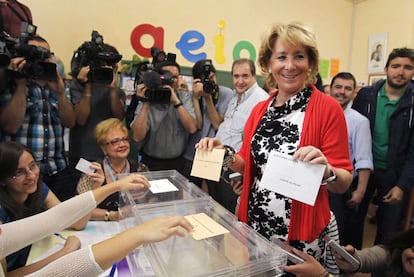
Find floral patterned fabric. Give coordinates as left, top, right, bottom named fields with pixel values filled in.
left=248, top=88, right=340, bottom=274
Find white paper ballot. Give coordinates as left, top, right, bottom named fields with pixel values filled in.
left=260, top=151, right=326, bottom=206
left=149, top=179, right=179, bottom=194
left=190, top=148, right=225, bottom=182
left=75, top=158, right=95, bottom=174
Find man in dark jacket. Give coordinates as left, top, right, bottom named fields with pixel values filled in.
left=352, top=47, right=414, bottom=246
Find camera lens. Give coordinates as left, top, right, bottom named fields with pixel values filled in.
left=203, top=80, right=216, bottom=94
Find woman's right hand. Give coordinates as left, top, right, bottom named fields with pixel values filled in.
left=117, top=174, right=150, bottom=192
left=135, top=216, right=193, bottom=243
left=230, top=179, right=243, bottom=195
left=87, top=162, right=105, bottom=189
left=195, top=137, right=224, bottom=151
left=284, top=248, right=329, bottom=277
left=334, top=245, right=360, bottom=272
left=62, top=235, right=81, bottom=254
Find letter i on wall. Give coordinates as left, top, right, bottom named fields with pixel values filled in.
left=213, top=20, right=226, bottom=64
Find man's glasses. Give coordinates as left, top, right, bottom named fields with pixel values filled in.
left=11, top=161, right=39, bottom=180
left=106, top=137, right=130, bottom=146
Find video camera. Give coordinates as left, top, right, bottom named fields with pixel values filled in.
left=194, top=59, right=218, bottom=94
left=133, top=47, right=177, bottom=104
left=150, top=47, right=176, bottom=67
left=70, top=30, right=122, bottom=84
left=0, top=22, right=57, bottom=81
left=134, top=61, right=174, bottom=104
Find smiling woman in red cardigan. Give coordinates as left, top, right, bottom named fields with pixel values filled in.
left=196, top=22, right=353, bottom=276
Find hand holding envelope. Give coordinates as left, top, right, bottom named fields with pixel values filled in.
left=260, top=150, right=326, bottom=206
left=190, top=148, right=225, bottom=182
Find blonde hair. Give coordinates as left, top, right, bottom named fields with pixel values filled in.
left=258, top=22, right=319, bottom=91
left=94, top=118, right=128, bottom=147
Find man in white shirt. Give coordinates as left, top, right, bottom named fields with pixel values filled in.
left=208, top=58, right=268, bottom=213
left=329, top=72, right=373, bottom=248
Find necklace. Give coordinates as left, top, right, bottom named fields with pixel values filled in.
left=105, top=159, right=129, bottom=182
left=109, top=160, right=127, bottom=174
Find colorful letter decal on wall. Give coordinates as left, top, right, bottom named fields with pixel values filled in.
left=213, top=20, right=226, bottom=64
left=130, top=24, right=165, bottom=58
left=130, top=22, right=257, bottom=66
left=175, top=30, right=206, bottom=63
left=233, top=40, right=256, bottom=61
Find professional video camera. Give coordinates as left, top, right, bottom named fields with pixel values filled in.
left=70, top=30, right=122, bottom=84
left=194, top=59, right=218, bottom=94
left=150, top=47, right=176, bottom=67
left=134, top=61, right=174, bottom=104
left=131, top=47, right=179, bottom=104
left=125, top=48, right=178, bottom=127
left=0, top=22, right=57, bottom=80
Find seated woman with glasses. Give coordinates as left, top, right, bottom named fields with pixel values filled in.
left=77, top=118, right=143, bottom=222
left=0, top=141, right=91, bottom=274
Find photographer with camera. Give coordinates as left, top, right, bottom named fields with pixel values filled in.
left=130, top=58, right=197, bottom=174
left=68, top=31, right=125, bottom=183
left=182, top=59, right=232, bottom=187
left=0, top=35, right=77, bottom=201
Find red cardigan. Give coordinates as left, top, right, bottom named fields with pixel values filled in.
left=237, top=85, right=353, bottom=242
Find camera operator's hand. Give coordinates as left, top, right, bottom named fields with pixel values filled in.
left=109, top=65, right=119, bottom=88
left=8, top=57, right=26, bottom=72
left=135, top=83, right=146, bottom=98
left=47, top=69, right=65, bottom=95
left=168, top=85, right=181, bottom=105
left=8, top=57, right=27, bottom=85
left=192, top=78, right=215, bottom=101
left=192, top=78, right=204, bottom=99
left=77, top=65, right=90, bottom=84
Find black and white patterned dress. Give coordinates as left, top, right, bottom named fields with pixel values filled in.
left=248, top=87, right=340, bottom=274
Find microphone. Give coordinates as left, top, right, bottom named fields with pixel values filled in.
left=143, top=71, right=161, bottom=89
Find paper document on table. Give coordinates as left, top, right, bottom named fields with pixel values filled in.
left=185, top=212, right=229, bottom=240
left=190, top=148, right=225, bottom=181
left=32, top=221, right=120, bottom=263
left=260, top=150, right=326, bottom=206
left=149, top=179, right=178, bottom=193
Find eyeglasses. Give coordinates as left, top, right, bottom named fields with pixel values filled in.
left=11, top=161, right=39, bottom=180
left=105, top=137, right=130, bottom=146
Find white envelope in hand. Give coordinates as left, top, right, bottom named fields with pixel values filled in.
left=260, top=150, right=326, bottom=206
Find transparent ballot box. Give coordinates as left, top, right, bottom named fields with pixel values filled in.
left=118, top=170, right=209, bottom=208
left=123, top=198, right=287, bottom=277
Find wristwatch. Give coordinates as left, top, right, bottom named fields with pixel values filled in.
left=174, top=101, right=183, bottom=108
left=322, top=167, right=337, bottom=184
left=223, top=145, right=236, bottom=168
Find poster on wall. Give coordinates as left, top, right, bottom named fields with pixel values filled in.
left=367, top=32, right=388, bottom=73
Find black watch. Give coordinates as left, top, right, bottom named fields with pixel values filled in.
left=174, top=101, right=183, bottom=108
left=223, top=145, right=236, bottom=168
